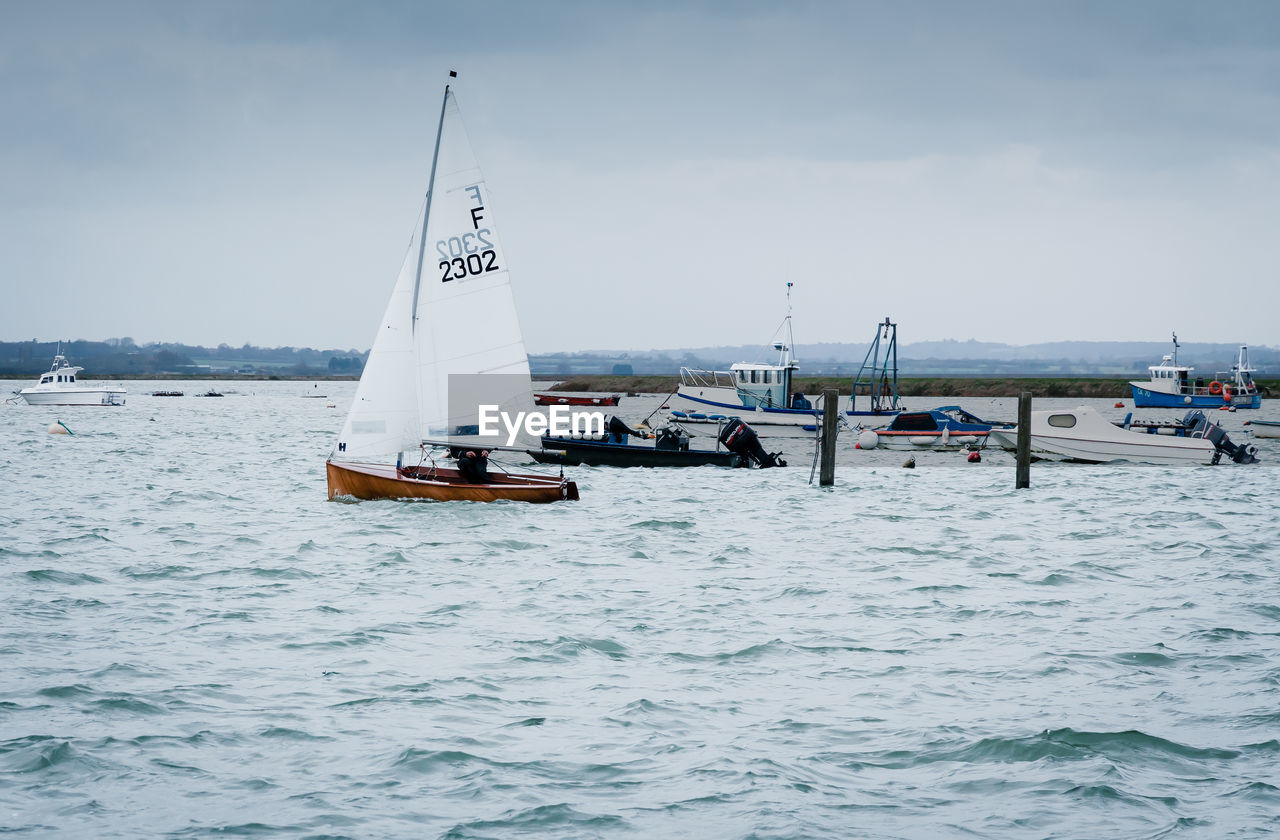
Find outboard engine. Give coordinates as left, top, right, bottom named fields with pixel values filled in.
left=718, top=419, right=787, bottom=468
left=1182, top=410, right=1260, bottom=465
left=654, top=427, right=690, bottom=452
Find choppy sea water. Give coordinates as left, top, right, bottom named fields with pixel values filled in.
left=3, top=381, right=1280, bottom=839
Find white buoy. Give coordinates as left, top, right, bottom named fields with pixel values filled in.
left=1184, top=396, right=1192, bottom=404
left=857, top=429, right=879, bottom=450
left=48, top=421, right=70, bottom=435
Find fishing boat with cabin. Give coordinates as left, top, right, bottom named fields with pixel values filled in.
left=326, top=76, right=578, bottom=503
left=670, top=284, right=820, bottom=428
left=1129, top=334, right=1262, bottom=409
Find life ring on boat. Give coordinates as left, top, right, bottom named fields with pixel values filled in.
left=1208, top=380, right=1223, bottom=395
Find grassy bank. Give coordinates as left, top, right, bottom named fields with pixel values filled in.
left=541, top=375, right=1279, bottom=399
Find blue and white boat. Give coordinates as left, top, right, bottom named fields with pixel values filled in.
left=671, top=284, right=821, bottom=428
left=1129, top=335, right=1262, bottom=409
left=855, top=406, right=1012, bottom=451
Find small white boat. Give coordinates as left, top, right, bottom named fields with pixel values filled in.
left=1245, top=420, right=1280, bottom=439
left=987, top=406, right=1258, bottom=465
left=19, top=351, right=126, bottom=406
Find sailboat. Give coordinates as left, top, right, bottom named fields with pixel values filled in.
left=326, top=79, right=579, bottom=503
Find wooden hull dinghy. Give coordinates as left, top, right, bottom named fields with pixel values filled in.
left=326, top=460, right=578, bottom=502
left=325, top=78, right=578, bottom=504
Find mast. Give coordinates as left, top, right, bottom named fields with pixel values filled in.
left=1171, top=331, right=1179, bottom=366
left=411, top=78, right=454, bottom=334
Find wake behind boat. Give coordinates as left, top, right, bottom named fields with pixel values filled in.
left=326, top=78, right=577, bottom=503
left=19, top=349, right=126, bottom=406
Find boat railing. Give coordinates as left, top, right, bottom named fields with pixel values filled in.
left=679, top=367, right=737, bottom=389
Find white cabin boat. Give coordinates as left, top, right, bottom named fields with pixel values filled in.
left=987, top=406, right=1257, bottom=465
left=671, top=284, right=819, bottom=428
left=19, top=353, right=126, bottom=406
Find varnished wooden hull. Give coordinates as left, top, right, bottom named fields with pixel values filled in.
left=326, top=460, right=579, bottom=503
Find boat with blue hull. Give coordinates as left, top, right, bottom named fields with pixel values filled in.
left=1129, top=335, right=1262, bottom=409
left=855, top=405, right=1013, bottom=451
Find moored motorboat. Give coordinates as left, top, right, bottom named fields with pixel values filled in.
left=19, top=350, right=126, bottom=406
left=326, top=78, right=577, bottom=503
left=534, top=393, right=621, bottom=406
left=987, top=406, right=1258, bottom=465
left=531, top=419, right=785, bottom=468
left=1245, top=420, right=1280, bottom=439
left=1129, top=334, right=1262, bottom=409
left=857, top=406, right=1011, bottom=451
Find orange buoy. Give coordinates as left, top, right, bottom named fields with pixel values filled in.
left=1114, top=401, right=1124, bottom=408
left=1223, top=385, right=1233, bottom=402
left=967, top=450, right=981, bottom=463
left=1208, top=380, right=1223, bottom=395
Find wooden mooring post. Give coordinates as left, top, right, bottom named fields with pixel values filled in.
left=1015, top=391, right=1032, bottom=489
left=820, top=388, right=838, bottom=486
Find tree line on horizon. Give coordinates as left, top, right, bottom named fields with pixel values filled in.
left=0, top=339, right=366, bottom=376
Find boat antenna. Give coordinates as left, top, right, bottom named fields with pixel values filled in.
left=410, top=75, right=455, bottom=333
left=1171, top=331, right=1179, bottom=366
left=784, top=282, right=794, bottom=363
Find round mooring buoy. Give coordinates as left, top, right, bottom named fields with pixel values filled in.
left=47, top=420, right=71, bottom=435
left=967, top=450, right=982, bottom=463
left=857, top=429, right=879, bottom=450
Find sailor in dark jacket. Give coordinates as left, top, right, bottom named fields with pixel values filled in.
left=607, top=415, right=645, bottom=443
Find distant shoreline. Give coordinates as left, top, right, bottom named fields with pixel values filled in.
left=4, top=372, right=1273, bottom=398
left=537, top=375, right=1278, bottom=399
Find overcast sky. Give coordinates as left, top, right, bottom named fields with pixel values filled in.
left=3, top=1, right=1277, bottom=353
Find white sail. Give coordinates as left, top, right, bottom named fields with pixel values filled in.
left=333, top=211, right=424, bottom=460
left=411, top=90, right=535, bottom=446
left=334, top=85, right=537, bottom=460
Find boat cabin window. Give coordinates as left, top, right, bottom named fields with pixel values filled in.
left=750, top=370, right=758, bottom=384
left=1047, top=413, right=1077, bottom=428
left=762, top=371, right=772, bottom=383
left=890, top=413, right=939, bottom=432
left=738, top=371, right=747, bottom=383
left=41, top=375, right=52, bottom=384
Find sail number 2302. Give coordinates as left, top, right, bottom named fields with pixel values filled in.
left=436, top=231, right=499, bottom=282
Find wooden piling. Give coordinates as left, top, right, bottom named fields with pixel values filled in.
left=1015, top=391, right=1032, bottom=489
left=820, top=388, right=838, bottom=486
